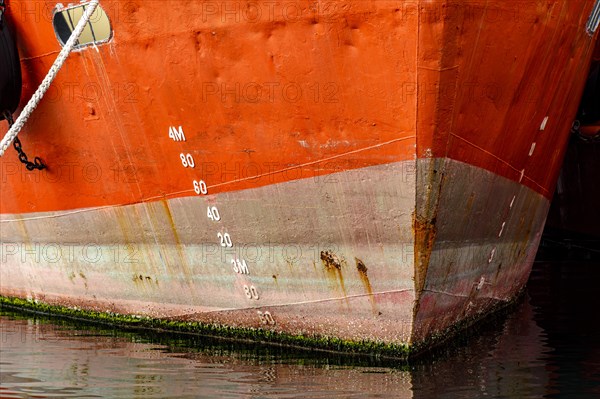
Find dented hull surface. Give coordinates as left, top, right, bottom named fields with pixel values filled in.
left=0, top=0, right=598, bottom=352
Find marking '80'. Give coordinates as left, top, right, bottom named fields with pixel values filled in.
left=180, top=153, right=195, bottom=168
left=244, top=285, right=259, bottom=300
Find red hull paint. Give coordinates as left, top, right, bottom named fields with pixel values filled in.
left=0, top=1, right=597, bottom=215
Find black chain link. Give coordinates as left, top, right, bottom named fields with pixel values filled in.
left=3, top=111, right=47, bottom=171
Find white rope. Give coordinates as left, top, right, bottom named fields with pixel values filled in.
left=0, top=0, right=100, bottom=157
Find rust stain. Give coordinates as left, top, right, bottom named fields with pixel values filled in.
left=356, top=257, right=368, bottom=275
left=320, top=250, right=343, bottom=270
left=159, top=200, right=195, bottom=287
left=81, top=274, right=88, bottom=289
left=465, top=192, right=475, bottom=211
left=146, top=201, right=187, bottom=273
left=320, top=251, right=348, bottom=299
left=355, top=257, right=377, bottom=314
left=160, top=200, right=182, bottom=247
left=413, top=214, right=437, bottom=295
left=16, top=219, right=30, bottom=243
left=413, top=162, right=443, bottom=305
left=334, top=268, right=347, bottom=298
left=113, top=207, right=131, bottom=244
left=132, top=274, right=158, bottom=286
left=114, top=207, right=156, bottom=290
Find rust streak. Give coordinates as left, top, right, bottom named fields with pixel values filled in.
left=413, top=214, right=437, bottom=295
left=355, top=258, right=377, bottom=314
left=320, top=251, right=348, bottom=300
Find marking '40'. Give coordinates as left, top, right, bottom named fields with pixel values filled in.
left=168, top=126, right=186, bottom=142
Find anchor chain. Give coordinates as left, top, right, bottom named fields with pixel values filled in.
left=3, top=111, right=46, bottom=171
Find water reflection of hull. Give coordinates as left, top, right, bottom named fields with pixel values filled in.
left=527, top=261, right=600, bottom=397
left=1, top=1, right=599, bottom=354
left=411, top=295, right=548, bottom=398
left=0, top=314, right=415, bottom=398
left=0, top=295, right=547, bottom=399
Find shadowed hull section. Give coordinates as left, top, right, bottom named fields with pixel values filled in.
left=413, top=159, right=549, bottom=342
left=1, top=160, right=548, bottom=347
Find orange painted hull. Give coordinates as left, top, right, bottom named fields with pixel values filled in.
left=1, top=0, right=598, bottom=354
left=1, top=0, right=596, bottom=213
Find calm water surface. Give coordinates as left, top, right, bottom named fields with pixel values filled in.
left=1, top=260, right=599, bottom=399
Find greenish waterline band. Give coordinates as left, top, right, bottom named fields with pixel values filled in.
left=0, top=293, right=522, bottom=361
left=0, top=296, right=412, bottom=360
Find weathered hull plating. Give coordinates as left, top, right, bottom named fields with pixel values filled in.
left=1, top=0, right=598, bottom=353
left=0, top=159, right=547, bottom=345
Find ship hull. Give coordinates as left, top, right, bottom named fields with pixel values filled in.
left=1, top=158, right=548, bottom=348
left=0, top=0, right=597, bottom=354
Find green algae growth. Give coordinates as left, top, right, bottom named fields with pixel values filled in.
left=0, top=296, right=412, bottom=360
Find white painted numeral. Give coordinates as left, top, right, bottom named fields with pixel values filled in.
left=206, top=206, right=221, bottom=221
left=244, top=285, right=259, bottom=299
left=193, top=180, right=207, bottom=195
left=257, top=311, right=275, bottom=325
left=231, top=258, right=249, bottom=274
left=168, top=126, right=186, bottom=142
left=217, top=232, right=233, bottom=247
left=180, top=153, right=195, bottom=168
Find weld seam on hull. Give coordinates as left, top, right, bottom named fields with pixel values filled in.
left=178, top=288, right=415, bottom=315
left=208, top=135, right=416, bottom=191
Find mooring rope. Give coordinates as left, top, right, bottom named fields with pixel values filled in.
left=0, top=0, right=100, bottom=157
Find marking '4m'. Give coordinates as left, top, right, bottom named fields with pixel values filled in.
left=169, top=126, right=186, bottom=142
